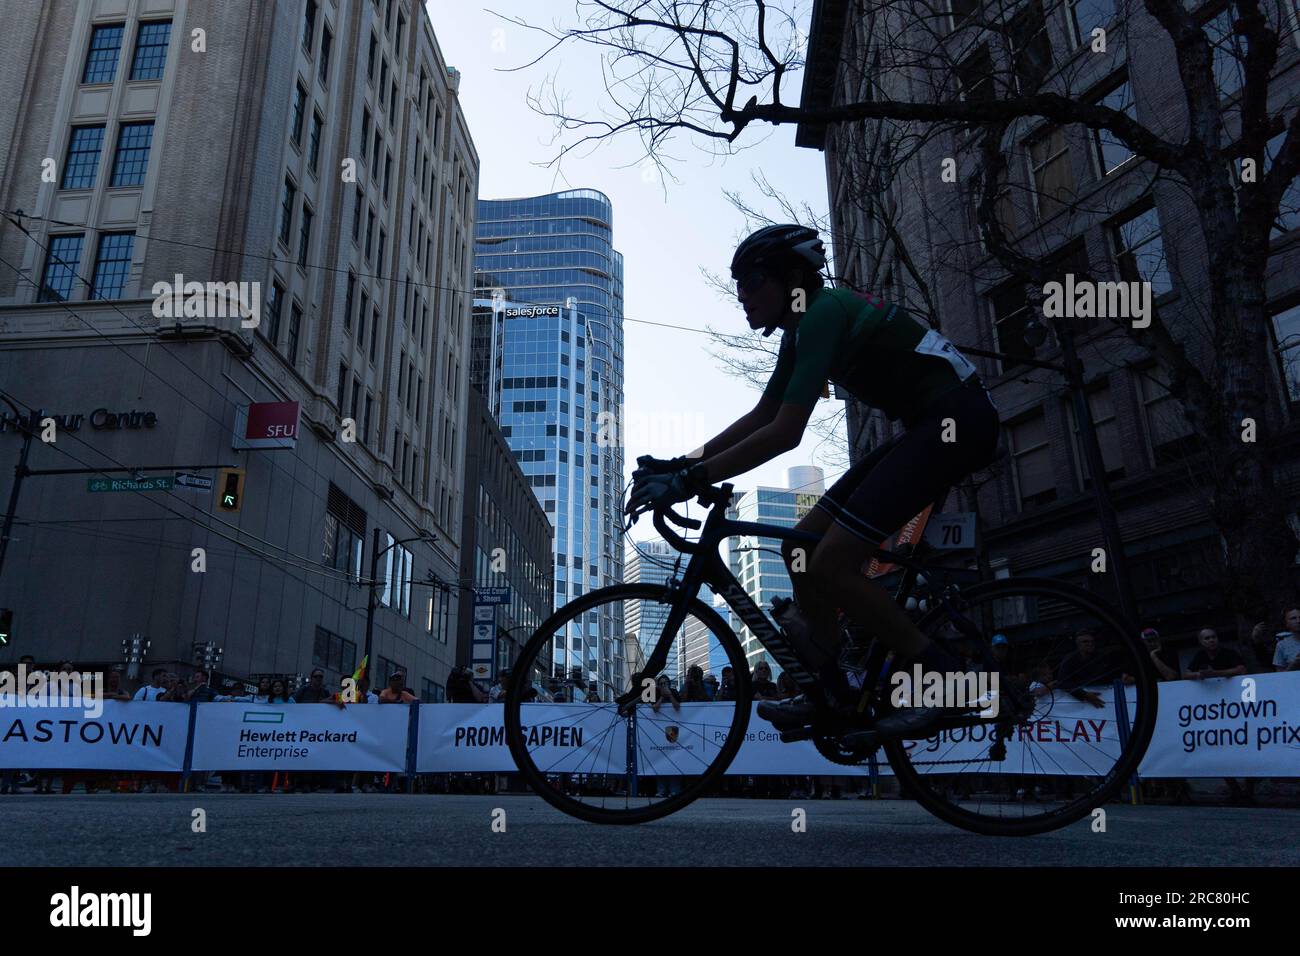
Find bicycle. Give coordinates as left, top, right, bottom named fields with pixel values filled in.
left=503, top=474, right=1157, bottom=835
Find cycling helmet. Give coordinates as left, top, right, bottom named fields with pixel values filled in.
left=730, top=223, right=826, bottom=279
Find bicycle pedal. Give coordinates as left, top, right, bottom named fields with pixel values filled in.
left=778, top=727, right=814, bottom=743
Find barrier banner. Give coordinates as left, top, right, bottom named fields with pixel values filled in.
left=416, top=703, right=622, bottom=773
left=890, top=689, right=1125, bottom=777
left=1137, top=672, right=1300, bottom=778
left=0, top=701, right=189, bottom=771
left=416, top=703, right=871, bottom=775
left=190, top=702, right=409, bottom=772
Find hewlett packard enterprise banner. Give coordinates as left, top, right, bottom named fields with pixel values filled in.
left=0, top=701, right=190, bottom=771
left=190, top=702, right=409, bottom=772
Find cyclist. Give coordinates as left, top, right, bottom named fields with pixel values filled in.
left=626, top=223, right=1000, bottom=742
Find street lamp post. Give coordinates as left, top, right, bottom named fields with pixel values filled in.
left=0, top=394, right=38, bottom=588
left=363, top=528, right=436, bottom=671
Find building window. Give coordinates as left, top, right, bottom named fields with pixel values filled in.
left=1263, top=130, right=1300, bottom=238
left=38, top=234, right=84, bottom=303
left=370, top=307, right=379, bottom=361
left=384, top=152, right=393, bottom=201
left=291, top=83, right=308, bottom=145
left=61, top=126, right=105, bottom=189
left=1008, top=409, right=1056, bottom=509
left=82, top=24, right=124, bottom=84
left=364, top=393, right=373, bottom=445
left=358, top=289, right=368, bottom=344
left=368, top=34, right=378, bottom=83
left=287, top=302, right=302, bottom=362
left=1204, top=5, right=1246, bottom=97
left=421, top=680, right=445, bottom=704
left=1274, top=301, right=1300, bottom=402
left=344, top=272, right=355, bottom=331
left=1066, top=0, right=1113, bottom=47
left=1008, top=0, right=1052, bottom=93
left=109, top=121, right=153, bottom=187
left=1028, top=126, right=1074, bottom=220
left=263, top=280, right=284, bottom=344
left=89, top=232, right=134, bottom=300
left=319, top=25, right=332, bottom=84
left=313, top=626, right=357, bottom=679
left=1066, top=384, right=1125, bottom=488
left=957, top=45, right=994, bottom=104
left=308, top=112, right=323, bottom=174
left=337, top=362, right=348, bottom=413
left=298, top=204, right=314, bottom=267
left=365, top=209, right=375, bottom=260
left=278, top=177, right=296, bottom=247
left=302, top=0, right=317, bottom=53
left=360, top=108, right=371, bottom=163
left=1137, top=363, right=1198, bottom=463
left=1111, top=202, right=1172, bottom=296
left=129, top=20, right=171, bottom=80
left=325, top=483, right=366, bottom=580
left=989, top=282, right=1034, bottom=372
left=352, top=186, right=363, bottom=241
left=1091, top=75, right=1136, bottom=176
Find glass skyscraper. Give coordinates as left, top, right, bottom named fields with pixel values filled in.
left=473, top=190, right=626, bottom=698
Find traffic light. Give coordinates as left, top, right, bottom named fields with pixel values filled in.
left=216, top=467, right=246, bottom=513
left=0, top=608, right=11, bottom=646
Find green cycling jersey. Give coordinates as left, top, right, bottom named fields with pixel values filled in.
left=761, top=286, right=979, bottom=424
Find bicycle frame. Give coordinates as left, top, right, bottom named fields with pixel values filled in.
left=618, top=487, right=935, bottom=706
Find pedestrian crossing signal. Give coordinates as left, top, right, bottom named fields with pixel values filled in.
left=216, top=468, right=246, bottom=513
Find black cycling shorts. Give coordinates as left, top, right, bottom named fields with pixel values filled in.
left=814, top=379, right=999, bottom=544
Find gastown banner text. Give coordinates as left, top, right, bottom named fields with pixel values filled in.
left=0, top=702, right=189, bottom=770
left=0, top=675, right=1295, bottom=776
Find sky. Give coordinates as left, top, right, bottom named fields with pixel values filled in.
left=427, top=1, right=845, bottom=530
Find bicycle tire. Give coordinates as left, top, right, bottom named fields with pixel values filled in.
left=504, top=583, right=752, bottom=824
left=884, top=576, right=1157, bottom=836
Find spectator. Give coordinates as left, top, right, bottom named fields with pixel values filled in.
left=160, top=671, right=188, bottom=702
left=291, top=669, right=334, bottom=703
left=1240, top=622, right=1277, bottom=675
left=989, top=634, right=1025, bottom=683
left=777, top=670, right=800, bottom=700
left=249, top=676, right=272, bottom=702
left=1140, top=628, right=1181, bottom=682
left=1274, top=607, right=1300, bottom=671
left=1185, top=629, right=1247, bottom=680
left=101, top=669, right=130, bottom=702
left=489, top=669, right=511, bottom=703
left=133, top=668, right=168, bottom=701
left=186, top=670, right=222, bottom=703
left=448, top=666, right=489, bottom=703
left=751, top=661, right=780, bottom=701
left=717, top=666, right=736, bottom=701
left=650, top=674, right=680, bottom=712
left=682, top=665, right=708, bottom=702
left=267, top=679, right=291, bottom=703
left=1051, top=630, right=1111, bottom=708
left=379, top=671, right=416, bottom=704
left=703, top=672, right=719, bottom=700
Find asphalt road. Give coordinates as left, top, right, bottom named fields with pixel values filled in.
left=2, top=794, right=1297, bottom=866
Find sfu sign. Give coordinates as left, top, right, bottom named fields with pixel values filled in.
left=233, top=401, right=300, bottom=450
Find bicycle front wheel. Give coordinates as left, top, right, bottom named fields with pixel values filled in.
left=503, top=584, right=752, bottom=824
left=884, top=577, right=1157, bottom=836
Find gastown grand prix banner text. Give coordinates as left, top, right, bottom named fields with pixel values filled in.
left=0, top=675, right=1296, bottom=777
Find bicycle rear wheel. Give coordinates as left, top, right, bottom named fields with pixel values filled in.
left=503, top=584, right=752, bottom=824
left=884, top=577, right=1156, bottom=836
